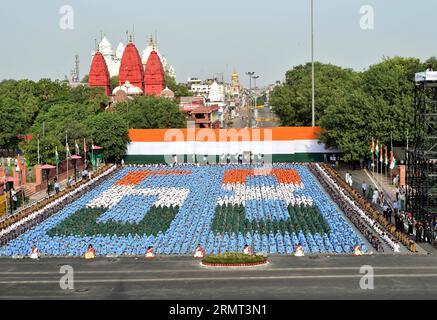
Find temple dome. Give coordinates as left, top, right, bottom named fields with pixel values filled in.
left=99, top=36, right=113, bottom=56
left=115, top=42, right=125, bottom=59
left=112, top=81, right=143, bottom=95
left=160, top=87, right=175, bottom=99
left=88, top=51, right=111, bottom=96
left=118, top=42, right=144, bottom=91
left=144, top=50, right=165, bottom=96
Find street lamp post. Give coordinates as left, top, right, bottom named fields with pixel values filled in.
left=246, top=72, right=255, bottom=128
left=311, top=0, right=315, bottom=127
left=252, top=75, right=260, bottom=128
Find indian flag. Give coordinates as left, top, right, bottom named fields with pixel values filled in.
left=55, top=147, right=59, bottom=164
left=385, top=146, right=388, bottom=166
left=379, top=144, right=383, bottom=163
left=66, top=142, right=71, bottom=157
left=375, top=140, right=379, bottom=157
left=371, top=137, right=374, bottom=155
left=75, top=140, right=80, bottom=155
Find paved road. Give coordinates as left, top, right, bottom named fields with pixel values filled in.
left=254, top=106, right=279, bottom=128
left=225, top=104, right=279, bottom=129
left=1, top=255, right=436, bottom=299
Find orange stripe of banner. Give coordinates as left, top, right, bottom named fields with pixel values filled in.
left=128, top=127, right=322, bottom=142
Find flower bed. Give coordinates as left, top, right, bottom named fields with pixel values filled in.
left=202, top=252, right=268, bottom=266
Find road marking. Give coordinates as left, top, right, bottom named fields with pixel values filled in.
left=1, top=273, right=437, bottom=284
left=365, top=169, right=380, bottom=190
left=1, top=265, right=437, bottom=275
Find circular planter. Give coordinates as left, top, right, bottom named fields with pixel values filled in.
left=200, top=260, right=269, bottom=267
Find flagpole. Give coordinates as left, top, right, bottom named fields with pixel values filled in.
left=91, top=140, right=94, bottom=172
left=37, top=138, right=40, bottom=165
left=56, top=146, right=59, bottom=181
left=379, top=147, right=381, bottom=188
left=379, top=149, right=384, bottom=191
left=379, top=144, right=384, bottom=191
left=378, top=152, right=380, bottom=188
left=372, top=138, right=375, bottom=178
left=84, top=138, right=87, bottom=170
left=376, top=154, right=378, bottom=188
left=66, top=133, right=69, bottom=183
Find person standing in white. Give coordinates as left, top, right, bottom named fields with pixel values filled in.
left=372, top=188, right=378, bottom=204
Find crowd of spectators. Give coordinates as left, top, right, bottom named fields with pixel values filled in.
left=0, top=165, right=119, bottom=246
left=309, top=164, right=385, bottom=251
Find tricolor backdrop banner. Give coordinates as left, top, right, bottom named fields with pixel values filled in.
left=125, top=127, right=340, bottom=163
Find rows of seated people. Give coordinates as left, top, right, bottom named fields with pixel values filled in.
left=0, top=163, right=366, bottom=256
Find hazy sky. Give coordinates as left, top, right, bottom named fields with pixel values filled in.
left=1, top=0, right=436, bottom=86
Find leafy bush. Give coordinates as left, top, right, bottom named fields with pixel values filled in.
left=203, top=252, right=267, bottom=264
left=211, top=203, right=331, bottom=236
left=47, top=205, right=179, bottom=237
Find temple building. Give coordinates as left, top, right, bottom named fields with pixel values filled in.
left=160, top=87, right=175, bottom=99
left=208, top=81, right=225, bottom=103
left=88, top=51, right=111, bottom=95
left=90, top=35, right=176, bottom=79
left=229, top=71, right=241, bottom=97
left=118, top=38, right=144, bottom=92
left=112, top=81, right=144, bottom=97
left=144, top=50, right=165, bottom=95
left=142, top=36, right=176, bottom=79
left=88, top=34, right=175, bottom=98
left=91, top=36, right=124, bottom=77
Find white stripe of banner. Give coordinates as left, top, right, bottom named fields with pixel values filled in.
left=126, top=140, right=339, bottom=155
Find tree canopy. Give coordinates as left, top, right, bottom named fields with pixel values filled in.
left=165, top=73, right=191, bottom=97
left=115, top=95, right=186, bottom=129
left=270, top=62, right=360, bottom=126
left=85, top=112, right=130, bottom=163
left=271, top=56, right=432, bottom=161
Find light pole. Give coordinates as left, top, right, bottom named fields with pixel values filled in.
left=15, top=162, right=22, bottom=209
left=252, top=75, right=260, bottom=127
left=311, top=0, right=315, bottom=127
left=246, top=72, right=255, bottom=128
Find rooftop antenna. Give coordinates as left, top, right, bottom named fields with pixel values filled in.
left=132, top=24, right=135, bottom=43
left=94, top=38, right=98, bottom=51
left=125, top=30, right=129, bottom=43
left=75, top=54, right=80, bottom=82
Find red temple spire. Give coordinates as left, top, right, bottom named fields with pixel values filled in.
left=119, top=41, right=144, bottom=92
left=144, top=50, right=165, bottom=96
left=88, top=51, right=111, bottom=96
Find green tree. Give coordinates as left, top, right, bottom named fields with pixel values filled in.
left=86, top=112, right=130, bottom=163
left=165, top=73, right=191, bottom=97
left=361, top=56, right=422, bottom=143
left=116, top=96, right=186, bottom=129
left=0, top=96, right=24, bottom=149
left=270, top=62, right=360, bottom=126
left=21, top=102, right=99, bottom=165
left=110, top=76, right=119, bottom=91
left=319, top=90, right=388, bottom=162
left=22, top=134, right=63, bottom=166
left=423, top=56, right=437, bottom=70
